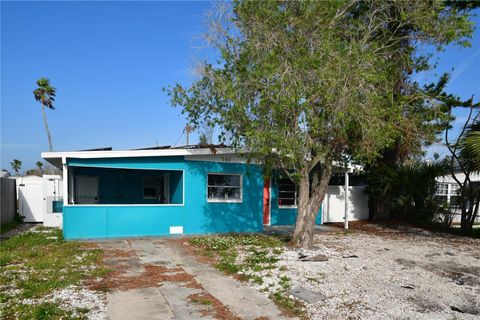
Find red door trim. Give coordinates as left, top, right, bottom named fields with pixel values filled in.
left=263, top=177, right=271, bottom=225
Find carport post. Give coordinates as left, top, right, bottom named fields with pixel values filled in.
left=344, top=169, right=349, bottom=230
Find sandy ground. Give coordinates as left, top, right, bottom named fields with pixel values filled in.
left=246, top=224, right=480, bottom=320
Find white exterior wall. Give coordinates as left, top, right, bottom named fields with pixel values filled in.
left=436, top=171, right=480, bottom=184
left=322, top=186, right=369, bottom=223
left=43, top=175, right=63, bottom=228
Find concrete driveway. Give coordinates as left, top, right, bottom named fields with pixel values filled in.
left=96, top=238, right=294, bottom=320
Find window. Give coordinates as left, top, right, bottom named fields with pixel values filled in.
left=436, top=182, right=461, bottom=206
left=435, top=182, right=449, bottom=204
left=143, top=176, right=158, bottom=199
left=278, top=177, right=297, bottom=207
left=207, top=173, right=242, bottom=202
left=436, top=182, right=449, bottom=196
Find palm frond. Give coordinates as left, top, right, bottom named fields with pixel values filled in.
left=459, top=119, right=480, bottom=172
left=33, top=77, right=56, bottom=109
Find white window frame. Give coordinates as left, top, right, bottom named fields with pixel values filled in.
left=277, top=177, right=298, bottom=209
left=436, top=182, right=449, bottom=196
left=206, top=173, right=243, bottom=203
left=436, top=182, right=460, bottom=205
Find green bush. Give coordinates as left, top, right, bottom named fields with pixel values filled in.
left=367, top=161, right=449, bottom=223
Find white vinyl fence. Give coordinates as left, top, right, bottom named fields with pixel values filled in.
left=322, top=186, right=369, bottom=223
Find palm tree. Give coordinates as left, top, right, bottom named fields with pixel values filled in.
left=36, top=161, right=44, bottom=173
left=459, top=119, right=480, bottom=172
left=10, top=159, right=22, bottom=175
left=33, top=78, right=56, bottom=151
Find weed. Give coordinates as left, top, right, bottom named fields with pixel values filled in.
left=0, top=228, right=106, bottom=319
left=188, top=234, right=303, bottom=316
left=271, top=291, right=305, bottom=317
left=251, top=275, right=264, bottom=285
left=190, top=234, right=286, bottom=276
left=279, top=275, right=291, bottom=290
left=191, top=297, right=213, bottom=305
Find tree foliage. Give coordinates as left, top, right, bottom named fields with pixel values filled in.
left=167, top=0, right=476, bottom=247
left=10, top=159, right=22, bottom=175
left=444, top=98, right=480, bottom=232
left=33, top=77, right=56, bottom=152
left=367, top=161, right=449, bottom=222
left=459, top=120, right=480, bottom=172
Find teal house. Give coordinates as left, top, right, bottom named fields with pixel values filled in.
left=42, top=146, right=323, bottom=240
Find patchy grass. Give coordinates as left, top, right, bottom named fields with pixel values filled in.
left=190, top=234, right=287, bottom=275
left=190, top=295, right=213, bottom=306
left=0, top=227, right=107, bottom=319
left=188, top=233, right=305, bottom=317
left=271, top=291, right=305, bottom=318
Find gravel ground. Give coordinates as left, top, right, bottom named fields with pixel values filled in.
left=18, top=286, right=106, bottom=320
left=242, top=224, right=480, bottom=320
left=49, top=286, right=106, bottom=320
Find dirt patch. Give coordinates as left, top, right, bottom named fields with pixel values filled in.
left=188, top=292, right=241, bottom=320
left=422, top=261, right=480, bottom=287
left=94, top=264, right=194, bottom=291
left=341, top=221, right=480, bottom=246
left=407, top=296, right=444, bottom=313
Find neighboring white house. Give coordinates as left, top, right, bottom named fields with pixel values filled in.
left=435, top=170, right=480, bottom=223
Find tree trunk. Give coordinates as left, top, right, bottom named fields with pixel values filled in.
left=462, top=198, right=478, bottom=233
left=292, top=158, right=333, bottom=248
left=41, top=104, right=53, bottom=152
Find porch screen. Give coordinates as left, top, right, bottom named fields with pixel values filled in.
left=207, top=174, right=242, bottom=202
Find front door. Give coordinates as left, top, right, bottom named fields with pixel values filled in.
left=263, top=177, right=271, bottom=225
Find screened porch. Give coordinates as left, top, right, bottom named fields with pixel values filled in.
left=67, top=166, right=184, bottom=205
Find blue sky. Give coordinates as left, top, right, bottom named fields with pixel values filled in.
left=1, top=2, right=479, bottom=171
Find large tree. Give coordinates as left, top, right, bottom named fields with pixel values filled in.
left=168, top=1, right=476, bottom=248
left=33, top=78, right=56, bottom=152
left=364, top=1, right=478, bottom=219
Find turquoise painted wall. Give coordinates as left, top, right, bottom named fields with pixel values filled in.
left=64, top=156, right=263, bottom=239
left=270, top=176, right=322, bottom=226
left=169, top=171, right=183, bottom=204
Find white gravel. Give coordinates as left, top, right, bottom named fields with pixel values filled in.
left=240, top=225, right=480, bottom=319
left=49, top=286, right=106, bottom=320
left=15, top=286, right=106, bottom=319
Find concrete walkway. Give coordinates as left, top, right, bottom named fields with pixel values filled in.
left=98, top=238, right=295, bottom=320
